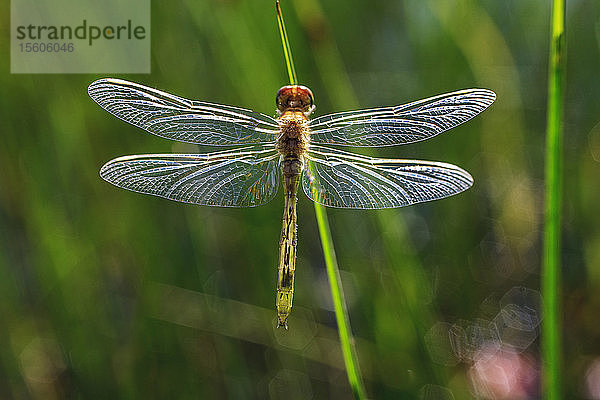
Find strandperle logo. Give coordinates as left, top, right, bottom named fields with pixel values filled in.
left=15, top=20, right=147, bottom=46
left=11, top=0, right=150, bottom=74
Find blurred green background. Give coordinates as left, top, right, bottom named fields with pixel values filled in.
left=1, top=0, right=599, bottom=398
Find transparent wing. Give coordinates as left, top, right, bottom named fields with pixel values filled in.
left=302, top=145, right=473, bottom=209
left=100, top=145, right=280, bottom=207
left=309, top=89, right=495, bottom=146
left=88, top=78, right=279, bottom=145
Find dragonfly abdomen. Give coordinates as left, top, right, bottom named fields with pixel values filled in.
left=276, top=162, right=301, bottom=329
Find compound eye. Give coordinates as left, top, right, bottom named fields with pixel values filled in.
left=300, top=86, right=314, bottom=107
left=304, top=93, right=313, bottom=107
left=276, top=87, right=291, bottom=110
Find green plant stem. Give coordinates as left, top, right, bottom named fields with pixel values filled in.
left=542, top=0, right=565, bottom=399
left=313, top=202, right=367, bottom=400
left=275, top=0, right=297, bottom=85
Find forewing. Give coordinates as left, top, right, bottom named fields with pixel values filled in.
left=88, top=78, right=279, bottom=145
left=309, top=89, right=495, bottom=146
left=302, top=145, right=473, bottom=209
left=100, top=145, right=280, bottom=207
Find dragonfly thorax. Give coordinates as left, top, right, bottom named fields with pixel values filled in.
left=277, top=111, right=309, bottom=165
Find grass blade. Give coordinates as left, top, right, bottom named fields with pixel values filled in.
left=542, top=0, right=565, bottom=398
left=314, top=202, right=367, bottom=400
left=276, top=0, right=297, bottom=85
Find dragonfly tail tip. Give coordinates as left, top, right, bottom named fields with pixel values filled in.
left=276, top=319, right=289, bottom=330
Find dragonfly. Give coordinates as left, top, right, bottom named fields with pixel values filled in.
left=89, top=78, right=495, bottom=328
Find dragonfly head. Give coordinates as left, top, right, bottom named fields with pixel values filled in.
left=276, top=85, right=315, bottom=117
